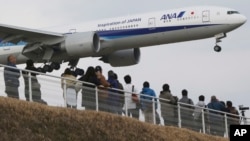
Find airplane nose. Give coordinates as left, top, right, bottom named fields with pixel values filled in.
left=239, top=15, right=247, bottom=24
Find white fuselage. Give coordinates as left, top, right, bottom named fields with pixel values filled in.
left=0, top=6, right=247, bottom=64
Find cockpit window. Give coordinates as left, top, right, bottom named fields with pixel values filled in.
left=227, top=11, right=240, bottom=15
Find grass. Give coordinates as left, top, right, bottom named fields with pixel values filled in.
left=0, top=97, right=228, bottom=141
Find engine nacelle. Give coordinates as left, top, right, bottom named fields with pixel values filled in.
left=100, top=48, right=141, bottom=67
left=61, top=32, right=100, bottom=57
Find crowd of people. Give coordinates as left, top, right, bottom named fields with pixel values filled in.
left=3, top=54, right=242, bottom=137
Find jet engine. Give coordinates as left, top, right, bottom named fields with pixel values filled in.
left=61, top=32, right=100, bottom=57
left=100, top=48, right=141, bottom=67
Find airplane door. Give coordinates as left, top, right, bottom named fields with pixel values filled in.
left=202, top=10, right=210, bottom=22
left=148, top=18, right=156, bottom=30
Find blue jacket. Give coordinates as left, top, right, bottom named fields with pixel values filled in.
left=140, top=87, right=157, bottom=110
left=207, top=101, right=225, bottom=112
left=107, top=77, right=119, bottom=106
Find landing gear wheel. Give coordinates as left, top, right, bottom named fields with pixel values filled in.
left=214, top=45, right=222, bottom=52
left=51, top=62, right=60, bottom=70
left=43, top=65, right=53, bottom=73
left=75, top=68, right=84, bottom=76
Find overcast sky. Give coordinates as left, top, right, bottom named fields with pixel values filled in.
left=1, top=0, right=249, bottom=117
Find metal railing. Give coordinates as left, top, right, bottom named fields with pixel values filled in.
left=0, top=64, right=249, bottom=138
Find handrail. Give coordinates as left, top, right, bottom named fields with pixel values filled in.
left=0, top=63, right=249, bottom=138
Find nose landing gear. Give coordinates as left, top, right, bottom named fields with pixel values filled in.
left=214, top=33, right=226, bottom=52
left=214, top=38, right=222, bottom=52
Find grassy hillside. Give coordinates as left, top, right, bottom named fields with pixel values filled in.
left=0, top=97, right=228, bottom=141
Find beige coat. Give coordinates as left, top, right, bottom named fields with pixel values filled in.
left=61, top=74, right=76, bottom=89
left=159, top=91, right=177, bottom=118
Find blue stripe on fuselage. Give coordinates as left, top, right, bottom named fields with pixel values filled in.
left=97, top=24, right=218, bottom=40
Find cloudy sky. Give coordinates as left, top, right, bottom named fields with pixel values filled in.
left=1, top=0, right=249, bottom=117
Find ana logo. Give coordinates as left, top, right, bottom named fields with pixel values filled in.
left=160, top=11, right=185, bottom=20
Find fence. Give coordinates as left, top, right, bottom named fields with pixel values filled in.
left=0, top=64, right=249, bottom=138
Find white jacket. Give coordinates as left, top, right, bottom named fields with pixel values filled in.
left=123, top=84, right=139, bottom=109
left=193, top=101, right=206, bottom=120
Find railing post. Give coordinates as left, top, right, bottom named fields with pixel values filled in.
left=152, top=98, right=156, bottom=124
left=63, top=79, right=67, bottom=107
left=201, top=108, right=206, bottom=133
left=152, top=97, right=156, bottom=124
left=28, top=72, right=32, bottom=102
left=178, top=103, right=181, bottom=128
left=224, top=113, right=228, bottom=138
left=124, top=95, right=128, bottom=116
left=95, top=86, right=99, bottom=112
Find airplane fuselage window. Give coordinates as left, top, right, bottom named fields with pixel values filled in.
left=176, top=16, right=199, bottom=21
left=98, top=24, right=139, bottom=31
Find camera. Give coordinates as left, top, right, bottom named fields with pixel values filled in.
left=239, top=105, right=249, bottom=111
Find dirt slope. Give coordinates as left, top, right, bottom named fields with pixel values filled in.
left=0, top=97, right=228, bottom=141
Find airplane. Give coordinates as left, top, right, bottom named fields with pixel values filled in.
left=0, top=6, right=247, bottom=73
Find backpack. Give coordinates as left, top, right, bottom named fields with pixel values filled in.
left=131, top=85, right=139, bottom=103
left=188, top=98, right=194, bottom=109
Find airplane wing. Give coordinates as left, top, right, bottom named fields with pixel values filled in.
left=0, top=23, right=100, bottom=64
left=0, top=23, right=63, bottom=43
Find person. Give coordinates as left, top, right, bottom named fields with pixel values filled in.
left=114, top=73, right=124, bottom=115
left=22, top=59, right=47, bottom=105
left=159, top=83, right=177, bottom=126
left=107, top=70, right=120, bottom=114
left=95, top=66, right=110, bottom=112
left=226, top=101, right=240, bottom=137
left=123, top=74, right=140, bottom=119
left=193, top=95, right=207, bottom=132
left=140, top=81, right=157, bottom=124
left=61, top=68, right=77, bottom=108
left=78, top=66, right=100, bottom=110
left=4, top=55, right=20, bottom=99
left=226, top=101, right=239, bottom=124
left=178, top=89, right=194, bottom=130
left=207, top=95, right=226, bottom=136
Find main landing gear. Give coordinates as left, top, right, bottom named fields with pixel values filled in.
left=214, top=33, right=226, bottom=52
left=37, top=62, right=61, bottom=73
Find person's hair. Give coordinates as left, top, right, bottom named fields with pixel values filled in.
left=108, top=70, right=115, bottom=78
left=7, top=55, right=11, bottom=62
left=199, top=95, right=205, bottom=101
left=162, top=84, right=170, bottom=91
left=226, top=101, right=233, bottom=107
left=211, top=95, right=217, bottom=102
left=143, top=81, right=149, bottom=88
left=95, top=65, right=102, bottom=73
left=64, top=68, right=72, bottom=75
left=124, top=75, right=131, bottom=84
left=182, top=89, right=188, bottom=96
left=7, top=55, right=15, bottom=62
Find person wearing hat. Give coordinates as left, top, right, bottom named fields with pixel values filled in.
left=95, top=65, right=110, bottom=87
left=23, top=59, right=47, bottom=105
